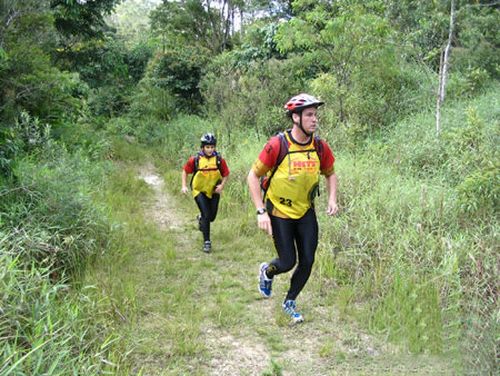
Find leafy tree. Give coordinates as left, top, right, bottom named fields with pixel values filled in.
left=125, top=41, right=154, bottom=84
left=384, top=0, right=499, bottom=77
left=150, top=46, right=208, bottom=113
left=0, top=0, right=123, bottom=176
left=50, top=0, right=129, bottom=111
left=384, top=0, right=450, bottom=68
left=0, top=1, right=84, bottom=125
left=50, top=0, right=120, bottom=40
left=275, top=3, right=410, bottom=131
left=452, top=1, right=499, bottom=79
left=150, top=0, right=223, bottom=53
left=107, top=0, right=160, bottom=45
left=244, top=0, right=293, bottom=19
left=234, top=21, right=285, bottom=65
left=150, top=0, right=248, bottom=53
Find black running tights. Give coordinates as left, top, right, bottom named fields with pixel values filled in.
left=267, top=209, right=318, bottom=301
left=194, top=192, right=220, bottom=242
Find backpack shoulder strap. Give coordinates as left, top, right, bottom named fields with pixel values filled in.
left=260, top=132, right=289, bottom=196
left=276, top=132, right=289, bottom=167
left=215, top=152, right=222, bottom=173
left=313, top=135, right=324, bottom=160
left=190, top=154, right=200, bottom=188
left=193, top=154, right=200, bottom=172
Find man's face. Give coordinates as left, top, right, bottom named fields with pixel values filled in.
left=203, top=145, right=215, bottom=156
left=293, top=107, right=318, bottom=134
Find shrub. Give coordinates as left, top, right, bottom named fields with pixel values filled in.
left=1, top=144, right=110, bottom=275
left=201, top=54, right=304, bottom=143
left=128, top=76, right=177, bottom=121
left=457, top=165, right=499, bottom=218
left=149, top=47, right=208, bottom=113
left=1, top=43, right=84, bottom=126
left=0, top=112, right=52, bottom=178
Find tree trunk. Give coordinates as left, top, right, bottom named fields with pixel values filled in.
left=220, top=0, right=230, bottom=51
left=436, top=0, right=456, bottom=136
left=239, top=9, right=243, bottom=34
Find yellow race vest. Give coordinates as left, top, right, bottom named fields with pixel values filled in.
left=191, top=155, right=222, bottom=198
left=266, top=133, right=320, bottom=219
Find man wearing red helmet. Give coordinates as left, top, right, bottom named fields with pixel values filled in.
left=182, top=133, right=230, bottom=253
left=247, top=93, right=338, bottom=324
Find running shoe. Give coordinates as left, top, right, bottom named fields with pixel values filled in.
left=203, top=240, right=211, bottom=253
left=282, top=300, right=304, bottom=324
left=258, top=262, right=273, bottom=298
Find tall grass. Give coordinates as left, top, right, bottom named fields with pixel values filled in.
left=0, top=140, right=127, bottom=374
left=147, top=86, right=498, bottom=373
left=0, top=250, right=124, bottom=375
left=318, top=89, right=497, bottom=373
left=1, top=145, right=111, bottom=274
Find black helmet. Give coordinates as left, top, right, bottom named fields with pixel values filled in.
left=200, top=133, right=216, bottom=147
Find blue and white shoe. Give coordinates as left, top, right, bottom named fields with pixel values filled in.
left=258, top=262, right=273, bottom=298
left=282, top=300, right=304, bottom=324
left=203, top=240, right=211, bottom=253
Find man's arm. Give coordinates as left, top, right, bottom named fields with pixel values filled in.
left=181, top=170, right=189, bottom=194
left=325, top=173, right=338, bottom=216
left=247, top=169, right=272, bottom=236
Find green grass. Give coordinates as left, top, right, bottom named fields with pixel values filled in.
left=5, top=86, right=495, bottom=374
left=369, top=271, right=444, bottom=353
left=0, top=141, right=129, bottom=375
left=0, top=242, right=125, bottom=375
left=80, top=150, right=457, bottom=375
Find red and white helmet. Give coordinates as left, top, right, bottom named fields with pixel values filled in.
left=284, top=93, right=324, bottom=115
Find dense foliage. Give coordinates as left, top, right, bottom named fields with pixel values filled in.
left=0, top=0, right=498, bottom=374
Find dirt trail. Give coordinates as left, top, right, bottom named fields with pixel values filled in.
left=138, top=164, right=271, bottom=375
left=139, top=165, right=185, bottom=231
left=135, top=165, right=452, bottom=376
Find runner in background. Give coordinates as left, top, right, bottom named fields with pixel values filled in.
left=182, top=133, right=230, bottom=253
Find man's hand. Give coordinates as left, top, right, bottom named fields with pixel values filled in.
left=325, top=173, right=338, bottom=216
left=257, top=212, right=273, bottom=236
left=214, top=184, right=224, bottom=194
left=181, top=186, right=189, bottom=194
left=327, top=200, right=339, bottom=216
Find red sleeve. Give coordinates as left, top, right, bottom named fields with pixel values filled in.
left=220, top=158, right=230, bottom=177
left=183, top=156, right=196, bottom=174
left=319, top=140, right=335, bottom=175
left=258, top=136, right=282, bottom=168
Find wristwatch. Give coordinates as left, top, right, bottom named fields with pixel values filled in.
left=256, top=208, right=267, bottom=215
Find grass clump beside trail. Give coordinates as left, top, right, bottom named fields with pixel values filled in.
left=0, top=140, right=127, bottom=374
left=313, top=88, right=498, bottom=374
